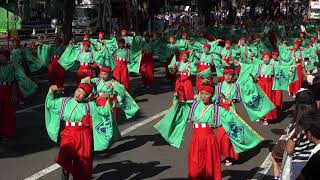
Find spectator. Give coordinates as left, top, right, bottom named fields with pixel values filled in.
left=271, top=89, right=317, bottom=180
left=286, top=89, right=317, bottom=180
left=297, top=111, right=320, bottom=180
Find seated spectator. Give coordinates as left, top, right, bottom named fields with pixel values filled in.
left=286, top=89, right=317, bottom=180
left=271, top=89, right=317, bottom=180
left=297, top=111, right=320, bottom=180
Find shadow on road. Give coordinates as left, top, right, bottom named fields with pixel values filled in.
left=93, top=160, right=170, bottom=180
left=0, top=119, right=57, bottom=158
left=222, top=167, right=273, bottom=180
left=94, top=133, right=167, bottom=160
left=235, top=140, right=273, bottom=164
left=130, top=76, right=174, bottom=98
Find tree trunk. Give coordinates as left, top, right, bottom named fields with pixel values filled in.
left=249, top=0, right=258, bottom=20
left=62, top=0, right=76, bottom=43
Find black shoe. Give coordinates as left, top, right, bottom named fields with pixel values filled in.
left=61, top=169, right=69, bottom=180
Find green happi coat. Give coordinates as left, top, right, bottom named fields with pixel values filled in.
left=45, top=92, right=115, bottom=151
left=123, top=36, right=134, bottom=47
left=168, top=57, right=198, bottom=75
left=194, top=53, right=215, bottom=79
left=37, top=44, right=65, bottom=67
left=89, top=39, right=117, bottom=70
left=236, top=63, right=276, bottom=121
left=237, top=44, right=256, bottom=64
left=105, top=37, right=119, bottom=54
left=248, top=40, right=270, bottom=59
left=154, top=99, right=263, bottom=153
left=58, top=44, right=105, bottom=70
left=154, top=39, right=188, bottom=63
left=212, top=46, right=239, bottom=77
left=91, top=77, right=139, bottom=119
left=0, top=62, right=38, bottom=97
left=212, top=80, right=264, bottom=153
left=10, top=48, right=43, bottom=72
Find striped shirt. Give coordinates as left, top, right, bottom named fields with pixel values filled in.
left=289, top=126, right=315, bottom=162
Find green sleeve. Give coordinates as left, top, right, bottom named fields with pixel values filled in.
left=189, top=62, right=198, bottom=75
left=105, top=37, right=118, bottom=54
left=23, top=48, right=43, bottom=72
left=90, top=100, right=119, bottom=151
left=37, top=44, right=52, bottom=67
left=58, top=44, right=79, bottom=70
left=45, top=91, right=64, bottom=142
left=168, top=55, right=177, bottom=70
left=13, top=63, right=38, bottom=97
left=114, top=81, right=139, bottom=119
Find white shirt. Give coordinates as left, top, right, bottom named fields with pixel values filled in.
left=300, top=25, right=307, bottom=33
left=309, top=144, right=320, bottom=160
left=307, top=75, right=315, bottom=85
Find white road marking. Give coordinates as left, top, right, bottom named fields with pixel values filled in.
left=251, top=135, right=288, bottom=180
left=24, top=109, right=168, bottom=180
left=17, top=104, right=44, bottom=114
left=24, top=164, right=60, bottom=180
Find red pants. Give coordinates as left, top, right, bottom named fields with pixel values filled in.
left=196, top=64, right=212, bottom=91
left=55, top=126, right=92, bottom=180
left=77, top=65, right=93, bottom=83
left=0, top=84, right=16, bottom=138
left=188, top=127, right=221, bottom=180
left=273, top=90, right=283, bottom=108
left=288, top=62, right=304, bottom=95
left=140, top=52, right=154, bottom=87
left=216, top=127, right=239, bottom=160
left=257, top=77, right=277, bottom=120
left=113, top=61, right=130, bottom=91
left=175, top=75, right=194, bottom=101
left=48, top=56, right=65, bottom=87
left=95, top=97, right=118, bottom=120
left=165, top=55, right=175, bottom=81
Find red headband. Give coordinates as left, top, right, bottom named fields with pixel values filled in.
left=78, top=83, right=92, bottom=95
left=143, top=31, right=150, bottom=37
left=182, top=32, right=188, bottom=36
left=82, top=41, right=91, bottom=46
left=225, top=40, right=232, bottom=44
left=99, top=32, right=104, bottom=36
left=100, top=66, right=111, bottom=73
left=180, top=50, right=190, bottom=56
left=199, top=85, right=214, bottom=94
left=204, top=43, right=211, bottom=49
left=262, top=52, right=271, bottom=57
left=121, top=29, right=128, bottom=34
left=84, top=34, right=90, bottom=39
left=272, top=52, right=279, bottom=56
left=240, top=37, right=246, bottom=41
left=223, top=68, right=235, bottom=75
left=169, top=35, right=175, bottom=39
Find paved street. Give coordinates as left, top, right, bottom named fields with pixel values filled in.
left=0, top=63, right=295, bottom=180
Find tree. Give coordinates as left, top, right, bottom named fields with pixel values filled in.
left=199, top=0, right=215, bottom=25
left=62, top=0, right=82, bottom=43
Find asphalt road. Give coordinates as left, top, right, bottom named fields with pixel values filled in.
left=0, top=63, right=295, bottom=180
